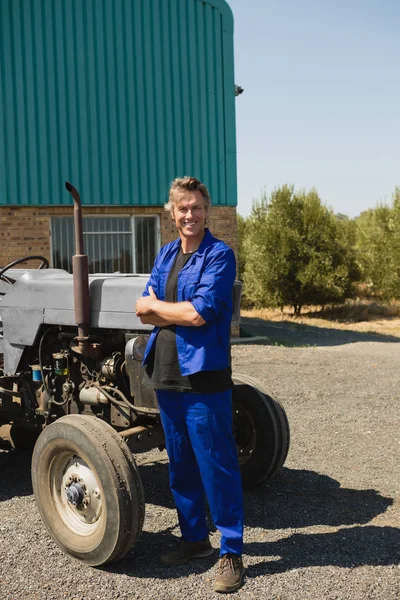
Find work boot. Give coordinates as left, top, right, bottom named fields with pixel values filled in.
left=213, top=553, right=245, bottom=593
left=160, top=537, right=214, bottom=566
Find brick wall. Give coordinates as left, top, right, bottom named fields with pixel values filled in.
left=0, top=204, right=240, bottom=335
left=0, top=205, right=238, bottom=268
left=0, top=207, right=50, bottom=264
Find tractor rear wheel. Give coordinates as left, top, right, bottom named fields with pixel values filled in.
left=232, top=373, right=290, bottom=489
left=32, top=414, right=145, bottom=566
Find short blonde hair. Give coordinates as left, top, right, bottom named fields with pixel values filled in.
left=165, top=177, right=211, bottom=214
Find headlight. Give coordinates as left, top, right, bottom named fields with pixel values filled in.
left=131, top=335, right=147, bottom=361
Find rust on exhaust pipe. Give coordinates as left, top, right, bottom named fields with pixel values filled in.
left=65, top=181, right=91, bottom=343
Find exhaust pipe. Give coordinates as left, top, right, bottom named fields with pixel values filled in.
left=65, top=182, right=90, bottom=341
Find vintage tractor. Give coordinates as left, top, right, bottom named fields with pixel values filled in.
left=0, top=183, right=289, bottom=566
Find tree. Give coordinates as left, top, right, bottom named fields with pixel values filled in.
left=388, top=188, right=400, bottom=298
left=237, top=213, right=247, bottom=280
left=355, top=203, right=395, bottom=297
left=242, top=185, right=360, bottom=314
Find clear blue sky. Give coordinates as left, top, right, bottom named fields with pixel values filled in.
left=227, top=0, right=400, bottom=218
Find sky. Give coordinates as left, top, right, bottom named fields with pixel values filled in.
left=227, top=0, right=400, bottom=218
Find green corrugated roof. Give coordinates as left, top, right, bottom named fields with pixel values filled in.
left=0, top=0, right=237, bottom=207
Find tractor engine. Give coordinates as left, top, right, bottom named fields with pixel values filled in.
left=22, top=327, right=162, bottom=448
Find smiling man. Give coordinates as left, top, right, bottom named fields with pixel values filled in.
left=135, top=177, right=245, bottom=593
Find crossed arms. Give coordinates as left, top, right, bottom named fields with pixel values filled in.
left=135, top=286, right=205, bottom=327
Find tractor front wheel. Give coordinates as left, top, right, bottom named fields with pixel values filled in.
left=31, top=414, right=145, bottom=566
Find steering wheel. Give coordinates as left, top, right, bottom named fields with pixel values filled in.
left=0, top=255, right=49, bottom=284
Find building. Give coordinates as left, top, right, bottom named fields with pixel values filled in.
left=0, top=0, right=239, bottom=273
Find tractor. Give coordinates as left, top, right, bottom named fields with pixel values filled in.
left=0, top=183, right=289, bottom=566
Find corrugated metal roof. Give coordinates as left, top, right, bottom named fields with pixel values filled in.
left=0, top=0, right=237, bottom=207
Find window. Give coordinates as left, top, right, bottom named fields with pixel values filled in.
left=51, top=216, right=159, bottom=274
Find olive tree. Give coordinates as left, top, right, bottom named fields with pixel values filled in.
left=354, top=188, right=400, bottom=299
left=237, top=213, right=247, bottom=280
left=355, top=204, right=395, bottom=296
left=242, top=185, right=360, bottom=314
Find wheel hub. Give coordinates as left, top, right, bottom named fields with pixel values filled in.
left=65, top=481, right=85, bottom=507
left=233, top=404, right=257, bottom=464
left=56, top=456, right=102, bottom=527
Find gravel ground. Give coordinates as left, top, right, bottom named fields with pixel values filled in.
left=0, top=324, right=399, bottom=600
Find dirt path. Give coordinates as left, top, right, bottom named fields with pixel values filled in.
left=0, top=331, right=399, bottom=599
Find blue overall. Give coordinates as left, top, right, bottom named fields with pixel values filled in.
left=157, top=389, right=244, bottom=556
left=142, top=230, right=244, bottom=556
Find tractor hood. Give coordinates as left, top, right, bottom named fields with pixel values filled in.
left=0, top=269, right=151, bottom=374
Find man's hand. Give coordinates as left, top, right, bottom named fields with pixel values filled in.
left=136, top=286, right=157, bottom=316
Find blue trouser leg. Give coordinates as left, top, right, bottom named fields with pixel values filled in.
left=157, top=389, right=244, bottom=556
left=157, top=390, right=209, bottom=542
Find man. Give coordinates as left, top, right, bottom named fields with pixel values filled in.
left=135, top=177, right=244, bottom=593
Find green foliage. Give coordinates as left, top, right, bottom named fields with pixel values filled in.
left=241, top=185, right=360, bottom=314
left=355, top=188, right=400, bottom=298
left=355, top=204, right=394, bottom=295
left=237, top=213, right=247, bottom=279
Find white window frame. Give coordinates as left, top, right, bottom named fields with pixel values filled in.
left=50, top=214, right=160, bottom=275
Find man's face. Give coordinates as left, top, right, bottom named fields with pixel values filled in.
left=172, top=190, right=208, bottom=242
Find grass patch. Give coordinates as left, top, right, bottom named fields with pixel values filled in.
left=241, top=300, right=400, bottom=338
left=304, top=300, right=400, bottom=322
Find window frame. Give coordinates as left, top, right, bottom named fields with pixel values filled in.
left=50, top=214, right=160, bottom=275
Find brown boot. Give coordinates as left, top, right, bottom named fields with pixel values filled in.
left=160, top=537, right=214, bottom=567
left=214, top=553, right=245, bottom=593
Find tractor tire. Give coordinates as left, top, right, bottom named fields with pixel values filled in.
left=232, top=373, right=290, bottom=490
left=31, top=414, right=145, bottom=566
